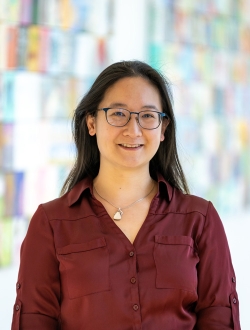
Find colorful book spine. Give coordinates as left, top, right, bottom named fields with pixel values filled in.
left=17, top=26, right=28, bottom=69
left=20, top=0, right=33, bottom=25
left=31, top=0, right=39, bottom=24
left=6, top=26, right=18, bottom=69
left=14, top=172, right=25, bottom=216
left=26, top=25, right=40, bottom=71
left=39, top=26, right=50, bottom=73
left=0, top=123, right=14, bottom=169
left=59, top=0, right=75, bottom=29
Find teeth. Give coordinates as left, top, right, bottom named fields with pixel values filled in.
left=120, top=144, right=141, bottom=148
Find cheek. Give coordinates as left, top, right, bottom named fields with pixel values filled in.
left=149, top=131, right=163, bottom=153
left=154, top=129, right=165, bottom=143
left=95, top=128, right=110, bottom=151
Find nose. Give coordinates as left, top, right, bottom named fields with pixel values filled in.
left=123, top=113, right=142, bottom=137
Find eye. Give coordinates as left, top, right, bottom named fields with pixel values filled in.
left=109, top=108, right=126, bottom=117
left=140, top=111, right=157, bottom=119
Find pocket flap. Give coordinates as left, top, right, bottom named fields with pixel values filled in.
left=155, top=235, right=194, bottom=248
left=57, top=237, right=106, bottom=255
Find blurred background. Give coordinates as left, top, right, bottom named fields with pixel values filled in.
left=0, top=0, right=249, bottom=328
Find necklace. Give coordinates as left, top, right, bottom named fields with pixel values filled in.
left=93, top=183, right=155, bottom=220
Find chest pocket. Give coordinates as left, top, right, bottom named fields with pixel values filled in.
left=153, top=235, right=199, bottom=292
left=57, top=237, right=110, bottom=299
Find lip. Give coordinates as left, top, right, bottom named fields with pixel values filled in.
left=118, top=143, right=143, bottom=150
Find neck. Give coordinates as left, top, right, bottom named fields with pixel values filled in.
left=93, top=165, right=156, bottom=205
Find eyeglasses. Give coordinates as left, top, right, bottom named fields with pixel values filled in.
left=98, top=108, right=169, bottom=130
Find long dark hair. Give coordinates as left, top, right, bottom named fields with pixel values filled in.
left=61, top=60, right=189, bottom=195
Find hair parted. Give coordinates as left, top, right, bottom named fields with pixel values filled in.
left=61, top=60, right=189, bottom=195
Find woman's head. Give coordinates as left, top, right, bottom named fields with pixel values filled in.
left=61, top=60, right=189, bottom=194
left=86, top=76, right=169, bottom=174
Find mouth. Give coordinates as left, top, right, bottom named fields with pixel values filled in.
left=119, top=143, right=143, bottom=149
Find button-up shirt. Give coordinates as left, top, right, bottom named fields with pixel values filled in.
left=11, top=175, right=241, bottom=329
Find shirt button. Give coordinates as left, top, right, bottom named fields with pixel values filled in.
left=129, top=251, right=134, bottom=257
left=133, top=304, right=139, bottom=311
left=232, top=298, right=237, bottom=304
left=16, top=283, right=21, bottom=289
left=130, top=277, right=136, bottom=284
left=232, top=277, right=236, bottom=283
left=15, top=305, right=20, bottom=311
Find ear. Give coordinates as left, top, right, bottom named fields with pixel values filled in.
left=86, top=114, right=96, bottom=136
left=160, top=118, right=170, bottom=141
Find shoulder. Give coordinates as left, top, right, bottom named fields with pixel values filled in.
left=41, top=194, right=69, bottom=217
left=38, top=177, right=93, bottom=220
left=169, top=188, right=210, bottom=217
left=157, top=174, right=210, bottom=217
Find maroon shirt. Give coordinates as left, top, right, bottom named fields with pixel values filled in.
left=12, top=175, right=240, bottom=330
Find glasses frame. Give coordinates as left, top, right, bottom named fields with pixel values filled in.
left=98, top=107, right=169, bottom=130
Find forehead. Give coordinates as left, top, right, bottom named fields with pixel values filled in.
left=100, top=76, right=162, bottom=108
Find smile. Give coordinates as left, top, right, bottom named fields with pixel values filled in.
left=119, top=144, right=142, bottom=148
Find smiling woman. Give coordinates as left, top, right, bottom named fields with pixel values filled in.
left=11, top=60, right=241, bottom=330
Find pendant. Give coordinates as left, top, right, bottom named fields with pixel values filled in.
left=114, top=208, right=123, bottom=220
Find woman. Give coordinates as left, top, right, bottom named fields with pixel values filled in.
left=12, top=60, right=240, bottom=329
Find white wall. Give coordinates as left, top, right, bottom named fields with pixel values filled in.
left=223, top=214, right=250, bottom=329
left=109, top=0, right=147, bottom=62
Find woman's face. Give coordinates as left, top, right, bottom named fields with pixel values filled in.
left=86, top=76, right=168, bottom=172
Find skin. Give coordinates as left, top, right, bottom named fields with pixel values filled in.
left=87, top=76, right=167, bottom=173
left=86, top=76, right=169, bottom=242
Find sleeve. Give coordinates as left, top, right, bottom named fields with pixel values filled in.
left=195, top=202, right=241, bottom=330
left=11, top=205, right=61, bottom=330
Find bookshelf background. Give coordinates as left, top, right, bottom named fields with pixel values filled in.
left=0, top=0, right=249, bottom=267
left=148, top=0, right=250, bottom=215
left=0, top=0, right=114, bottom=267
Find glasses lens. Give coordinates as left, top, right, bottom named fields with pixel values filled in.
left=139, top=111, right=160, bottom=129
left=105, top=108, right=162, bottom=129
left=106, top=108, right=130, bottom=126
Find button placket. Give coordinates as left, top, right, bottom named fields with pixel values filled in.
left=128, top=249, right=142, bottom=326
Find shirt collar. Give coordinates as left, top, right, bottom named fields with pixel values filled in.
left=67, top=176, right=93, bottom=206
left=156, top=173, right=173, bottom=202
left=67, top=173, right=173, bottom=207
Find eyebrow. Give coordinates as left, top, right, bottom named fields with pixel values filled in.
left=108, top=102, right=160, bottom=111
